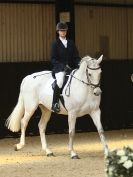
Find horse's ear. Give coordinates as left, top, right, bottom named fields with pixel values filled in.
left=97, top=55, right=103, bottom=64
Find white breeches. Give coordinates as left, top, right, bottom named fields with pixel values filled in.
left=55, top=72, right=65, bottom=88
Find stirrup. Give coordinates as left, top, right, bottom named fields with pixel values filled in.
left=52, top=103, right=60, bottom=113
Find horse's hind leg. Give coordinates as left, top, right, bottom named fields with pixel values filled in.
left=90, top=109, right=109, bottom=155
left=38, top=106, right=53, bottom=156
left=15, top=109, right=36, bottom=151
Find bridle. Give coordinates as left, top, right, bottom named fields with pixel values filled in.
left=86, top=66, right=101, bottom=89
left=65, top=65, right=101, bottom=96
left=69, top=65, right=101, bottom=89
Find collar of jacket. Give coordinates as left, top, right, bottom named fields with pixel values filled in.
left=57, top=38, right=70, bottom=49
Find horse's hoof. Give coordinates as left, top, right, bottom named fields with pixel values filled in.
left=14, top=145, right=18, bottom=151
left=71, top=155, right=80, bottom=159
left=47, top=153, right=55, bottom=157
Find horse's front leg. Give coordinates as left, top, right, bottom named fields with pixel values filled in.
left=68, top=112, right=79, bottom=159
left=90, top=109, right=109, bottom=156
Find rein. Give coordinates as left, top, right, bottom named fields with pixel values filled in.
left=69, top=66, right=100, bottom=88
left=70, top=74, right=91, bottom=86
left=32, top=62, right=101, bottom=97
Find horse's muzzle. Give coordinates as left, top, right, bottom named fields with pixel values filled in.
left=93, top=87, right=102, bottom=96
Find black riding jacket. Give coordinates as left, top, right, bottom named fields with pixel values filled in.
left=51, top=38, right=81, bottom=73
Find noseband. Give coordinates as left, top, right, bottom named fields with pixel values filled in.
left=86, top=66, right=101, bottom=89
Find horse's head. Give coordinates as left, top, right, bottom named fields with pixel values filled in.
left=80, top=55, right=103, bottom=96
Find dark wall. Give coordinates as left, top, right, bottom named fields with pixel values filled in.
left=101, top=60, right=133, bottom=130
left=55, top=0, right=75, bottom=41
left=0, top=60, right=133, bottom=138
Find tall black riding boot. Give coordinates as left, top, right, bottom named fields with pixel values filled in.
left=52, top=84, right=61, bottom=113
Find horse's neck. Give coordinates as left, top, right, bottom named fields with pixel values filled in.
left=75, top=61, right=88, bottom=82
left=73, top=61, right=94, bottom=95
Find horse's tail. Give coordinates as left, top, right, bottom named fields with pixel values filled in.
left=6, top=91, right=24, bottom=132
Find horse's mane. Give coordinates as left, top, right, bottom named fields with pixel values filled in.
left=80, top=55, right=92, bottom=63
left=80, top=55, right=99, bottom=68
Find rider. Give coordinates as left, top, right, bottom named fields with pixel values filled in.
left=51, top=22, right=81, bottom=113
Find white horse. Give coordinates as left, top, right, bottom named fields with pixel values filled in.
left=6, top=55, right=108, bottom=159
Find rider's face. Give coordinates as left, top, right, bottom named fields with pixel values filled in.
left=58, top=30, right=67, bottom=38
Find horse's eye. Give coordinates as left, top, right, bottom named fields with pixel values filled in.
left=88, top=73, right=91, bottom=76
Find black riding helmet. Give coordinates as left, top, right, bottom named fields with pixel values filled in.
left=56, top=22, right=68, bottom=31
